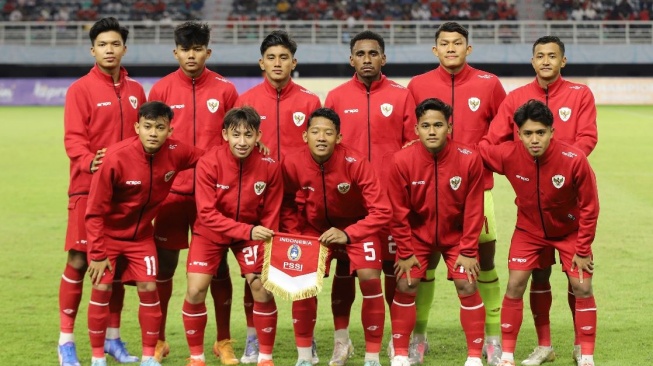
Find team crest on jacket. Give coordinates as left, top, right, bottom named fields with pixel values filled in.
left=552, top=175, right=565, bottom=189
left=558, top=107, right=571, bottom=122
left=287, top=244, right=302, bottom=261
left=449, top=176, right=462, bottom=190
left=337, top=182, right=351, bottom=194
left=380, top=103, right=393, bottom=117
left=129, top=96, right=138, bottom=109
left=254, top=181, right=266, bottom=195
left=468, top=97, right=480, bottom=112
left=164, top=171, right=175, bottom=182
left=293, top=112, right=306, bottom=126
left=207, top=99, right=220, bottom=113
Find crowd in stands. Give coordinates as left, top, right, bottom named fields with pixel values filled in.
left=545, top=0, right=651, bottom=21
left=228, top=0, right=518, bottom=22
left=1, top=0, right=205, bottom=22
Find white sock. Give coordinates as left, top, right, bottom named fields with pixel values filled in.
left=467, top=356, right=482, bottom=363
left=258, top=353, right=272, bottom=361
left=91, top=357, right=106, bottom=363
left=247, top=327, right=257, bottom=337
left=581, top=355, right=594, bottom=362
left=501, top=352, right=514, bottom=361
left=297, top=347, right=312, bottom=361
left=364, top=352, right=380, bottom=362
left=59, top=332, right=74, bottom=345
left=105, top=327, right=120, bottom=340
left=190, top=354, right=205, bottom=361
left=334, top=328, right=349, bottom=342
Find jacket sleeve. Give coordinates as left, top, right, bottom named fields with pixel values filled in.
left=85, top=160, right=115, bottom=261
left=260, top=162, right=283, bottom=231
left=401, top=92, right=418, bottom=144
left=477, top=143, right=508, bottom=175
left=280, top=158, right=301, bottom=234
left=323, top=91, right=335, bottom=110
left=195, top=157, right=253, bottom=241
left=484, top=95, right=516, bottom=146
left=573, top=88, right=598, bottom=156
left=224, top=83, right=240, bottom=111
left=147, top=82, right=162, bottom=102
left=573, top=156, right=599, bottom=257
left=177, top=142, right=204, bottom=171
left=64, top=83, right=95, bottom=175
left=343, top=159, right=392, bottom=242
left=387, top=155, right=414, bottom=259
left=460, top=153, right=485, bottom=257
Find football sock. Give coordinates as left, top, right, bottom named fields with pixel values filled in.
left=210, top=275, right=233, bottom=341
left=459, top=291, right=485, bottom=358
left=253, top=299, right=278, bottom=355
left=107, top=280, right=124, bottom=332
left=59, top=263, right=84, bottom=334
left=332, top=274, right=355, bottom=331
left=156, top=276, right=173, bottom=341
left=383, top=273, right=396, bottom=307
left=244, top=280, right=255, bottom=330
left=529, top=282, right=552, bottom=347
left=575, top=296, right=597, bottom=356
left=183, top=300, right=208, bottom=356
left=292, top=297, right=317, bottom=347
left=478, top=268, right=501, bottom=337
left=138, top=290, right=161, bottom=357
left=88, top=289, right=111, bottom=358
left=360, top=278, right=384, bottom=353
left=413, top=268, right=436, bottom=335
left=500, top=296, right=524, bottom=354
left=390, top=290, right=416, bottom=357
left=568, top=282, right=579, bottom=345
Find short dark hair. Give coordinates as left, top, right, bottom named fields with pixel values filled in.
left=513, top=99, right=554, bottom=128
left=174, top=21, right=211, bottom=48
left=415, top=98, right=453, bottom=122
left=532, top=35, right=565, bottom=56
left=260, top=30, right=297, bottom=56
left=89, top=17, right=129, bottom=45
left=349, top=30, right=385, bottom=53
left=435, top=22, right=468, bottom=43
left=223, top=106, right=261, bottom=131
left=138, top=101, right=174, bottom=124
left=307, top=108, right=341, bottom=133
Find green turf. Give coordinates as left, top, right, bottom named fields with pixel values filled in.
left=0, top=105, right=650, bottom=365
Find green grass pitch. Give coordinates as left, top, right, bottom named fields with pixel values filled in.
left=0, top=105, right=650, bottom=365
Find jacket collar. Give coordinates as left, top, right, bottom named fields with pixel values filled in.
left=222, top=144, right=259, bottom=171
left=415, top=136, right=453, bottom=163
left=303, top=143, right=345, bottom=171
left=434, top=63, right=472, bottom=84
left=174, top=67, right=211, bottom=88
left=529, top=75, right=565, bottom=97
left=91, top=64, right=129, bottom=86
left=519, top=138, right=559, bottom=165
left=262, top=77, right=296, bottom=99
left=349, top=73, right=387, bottom=93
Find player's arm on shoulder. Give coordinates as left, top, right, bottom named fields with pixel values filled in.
left=476, top=142, right=506, bottom=175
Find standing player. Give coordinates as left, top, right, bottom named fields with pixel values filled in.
left=388, top=98, right=486, bottom=366
left=60, top=16, right=145, bottom=366
left=478, top=100, right=599, bottom=366
left=85, top=101, right=203, bottom=366
left=406, top=21, right=506, bottom=365
left=147, top=21, right=240, bottom=364
left=323, top=30, right=416, bottom=366
left=182, top=107, right=282, bottom=366
left=281, top=108, right=392, bottom=366
left=484, top=36, right=598, bottom=366
left=234, top=29, right=322, bottom=364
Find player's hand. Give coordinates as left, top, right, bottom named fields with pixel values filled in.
left=394, top=255, right=421, bottom=286
left=91, top=148, right=107, bottom=173
left=454, top=255, right=480, bottom=283
left=87, top=258, right=112, bottom=286
left=318, top=227, right=348, bottom=246
left=251, top=225, right=274, bottom=241
left=571, top=254, right=594, bottom=283
left=256, top=141, right=270, bottom=156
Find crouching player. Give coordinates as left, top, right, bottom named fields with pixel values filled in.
left=478, top=100, right=599, bottom=366
left=85, top=101, right=203, bottom=366
left=182, top=106, right=283, bottom=366
left=388, top=98, right=486, bottom=366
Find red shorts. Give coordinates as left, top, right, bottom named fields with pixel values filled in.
left=153, top=193, right=196, bottom=250
left=91, top=237, right=158, bottom=284
left=400, top=241, right=475, bottom=281
left=65, top=195, right=88, bottom=252
left=379, top=228, right=396, bottom=262
left=326, top=234, right=383, bottom=275
left=509, top=229, right=592, bottom=278
left=187, top=233, right=263, bottom=276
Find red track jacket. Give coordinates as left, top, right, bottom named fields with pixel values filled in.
left=324, top=74, right=417, bottom=175
left=64, top=65, right=146, bottom=197
left=478, top=139, right=599, bottom=256
left=408, top=64, right=506, bottom=190
left=281, top=144, right=392, bottom=242
left=484, top=76, right=597, bottom=156
left=193, top=145, right=282, bottom=244
left=235, top=78, right=322, bottom=161
left=148, top=67, right=238, bottom=195
left=86, top=137, right=202, bottom=261
left=387, top=139, right=485, bottom=259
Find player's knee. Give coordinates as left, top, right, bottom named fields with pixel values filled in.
left=571, top=283, right=593, bottom=298
left=67, top=250, right=88, bottom=271
left=186, top=285, right=209, bottom=303
left=454, top=280, right=476, bottom=296
left=531, top=267, right=552, bottom=283
left=396, top=278, right=418, bottom=293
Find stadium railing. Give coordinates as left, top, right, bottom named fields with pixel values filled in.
left=1, top=20, right=651, bottom=46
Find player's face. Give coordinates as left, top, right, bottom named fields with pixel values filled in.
left=91, top=31, right=127, bottom=74
left=222, top=123, right=261, bottom=159
left=416, top=109, right=451, bottom=154
left=303, top=116, right=342, bottom=164
left=518, top=119, right=554, bottom=158
left=350, top=39, right=386, bottom=83
left=174, top=44, right=211, bottom=78
left=531, top=42, right=567, bottom=83
left=433, top=31, right=471, bottom=74
left=135, top=116, right=173, bottom=154
left=259, top=45, right=297, bottom=88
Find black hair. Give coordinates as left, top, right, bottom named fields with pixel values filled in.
left=174, top=21, right=211, bottom=48
left=307, top=108, right=341, bottom=133
left=223, top=106, right=261, bottom=131
left=532, top=35, right=565, bottom=56
left=513, top=99, right=554, bottom=128
left=349, top=30, right=385, bottom=53
left=89, top=17, right=129, bottom=45
left=415, top=98, right=453, bottom=122
left=260, top=30, right=297, bottom=56
left=138, top=101, right=174, bottom=124
left=435, top=21, right=468, bottom=43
